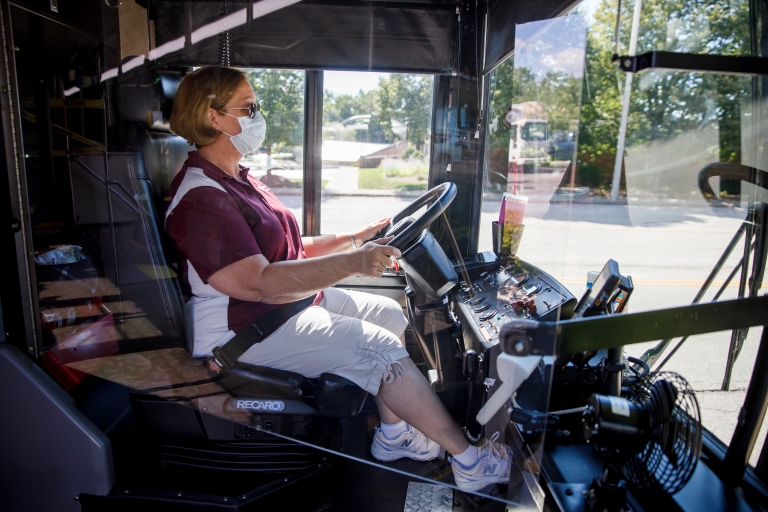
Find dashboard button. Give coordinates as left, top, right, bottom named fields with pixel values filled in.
left=468, top=295, right=487, bottom=306
left=502, top=273, right=529, bottom=288
left=479, top=309, right=498, bottom=321
left=473, top=301, right=492, bottom=313
left=515, top=283, right=541, bottom=298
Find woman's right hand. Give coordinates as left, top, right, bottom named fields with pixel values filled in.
left=352, top=237, right=402, bottom=277
left=208, top=236, right=403, bottom=304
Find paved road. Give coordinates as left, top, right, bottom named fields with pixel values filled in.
left=276, top=192, right=765, bottom=462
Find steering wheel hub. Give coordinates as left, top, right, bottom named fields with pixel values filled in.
left=387, top=183, right=459, bottom=297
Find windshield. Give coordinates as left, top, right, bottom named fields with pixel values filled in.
left=520, top=122, right=548, bottom=141
left=480, top=0, right=765, bottom=470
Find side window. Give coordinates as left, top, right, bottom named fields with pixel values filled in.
left=320, top=71, right=433, bottom=235
left=244, top=69, right=305, bottom=225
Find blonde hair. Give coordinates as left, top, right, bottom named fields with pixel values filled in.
left=170, top=66, right=248, bottom=147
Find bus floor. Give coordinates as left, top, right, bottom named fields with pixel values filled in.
left=328, top=456, right=508, bottom=511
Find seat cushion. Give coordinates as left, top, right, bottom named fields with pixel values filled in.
left=214, top=364, right=368, bottom=417
left=302, top=373, right=369, bottom=418
left=214, top=362, right=305, bottom=398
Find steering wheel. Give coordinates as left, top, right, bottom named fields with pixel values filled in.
left=698, top=162, right=768, bottom=208
left=383, top=182, right=457, bottom=251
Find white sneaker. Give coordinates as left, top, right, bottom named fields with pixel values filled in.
left=451, top=433, right=512, bottom=492
left=371, top=423, right=441, bottom=462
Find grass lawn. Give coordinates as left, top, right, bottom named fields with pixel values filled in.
left=358, top=167, right=427, bottom=191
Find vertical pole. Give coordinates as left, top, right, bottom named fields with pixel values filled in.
left=723, top=326, right=768, bottom=483
left=610, top=0, right=642, bottom=200
left=303, top=70, right=323, bottom=237
left=99, top=53, right=123, bottom=323
left=607, top=347, right=623, bottom=396
left=722, top=0, right=762, bottom=390
left=0, top=0, right=41, bottom=355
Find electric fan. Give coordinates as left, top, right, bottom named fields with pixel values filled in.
left=580, top=372, right=702, bottom=511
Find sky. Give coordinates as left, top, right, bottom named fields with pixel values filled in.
left=323, top=70, right=389, bottom=97
left=513, top=15, right=589, bottom=79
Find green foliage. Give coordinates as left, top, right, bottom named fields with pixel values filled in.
left=575, top=0, right=751, bottom=189
left=358, top=166, right=428, bottom=191
left=324, top=90, right=377, bottom=123
left=377, top=74, right=433, bottom=144
left=402, top=146, right=424, bottom=160
left=324, top=74, right=433, bottom=145
left=486, top=0, right=753, bottom=192
left=486, top=53, right=583, bottom=173
left=380, top=159, right=428, bottom=180
left=245, top=69, right=304, bottom=151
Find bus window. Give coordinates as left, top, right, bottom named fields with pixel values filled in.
left=520, top=122, right=547, bottom=141
left=242, top=69, right=305, bottom=226
left=480, top=0, right=764, bottom=459
left=320, top=71, right=433, bottom=235
left=481, top=12, right=588, bottom=244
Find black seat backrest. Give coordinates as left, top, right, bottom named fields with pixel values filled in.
left=135, top=127, right=192, bottom=351
left=130, top=125, right=192, bottom=219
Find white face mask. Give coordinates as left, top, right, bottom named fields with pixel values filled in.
left=219, top=111, right=266, bottom=155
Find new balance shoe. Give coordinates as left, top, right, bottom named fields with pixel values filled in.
left=371, top=423, right=441, bottom=462
left=451, top=433, right=512, bottom=492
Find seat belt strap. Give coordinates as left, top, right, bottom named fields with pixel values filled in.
left=208, top=295, right=315, bottom=373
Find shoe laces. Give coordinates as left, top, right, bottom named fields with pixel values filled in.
left=377, top=423, right=425, bottom=444
left=403, top=424, right=428, bottom=441
left=479, top=432, right=508, bottom=463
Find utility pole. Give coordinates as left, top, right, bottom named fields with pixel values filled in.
left=610, top=0, right=643, bottom=200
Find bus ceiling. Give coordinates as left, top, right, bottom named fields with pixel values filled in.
left=9, top=0, right=582, bottom=76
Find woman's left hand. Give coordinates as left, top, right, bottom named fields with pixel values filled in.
left=354, top=218, right=391, bottom=246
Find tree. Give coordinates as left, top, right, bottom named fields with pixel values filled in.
left=485, top=16, right=585, bottom=181
left=484, top=0, right=753, bottom=191
left=575, top=0, right=751, bottom=189
left=322, top=74, right=433, bottom=146
left=376, top=74, right=433, bottom=145
left=245, top=69, right=304, bottom=151
left=324, top=90, right=376, bottom=123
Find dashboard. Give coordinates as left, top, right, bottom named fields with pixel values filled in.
left=452, top=253, right=577, bottom=350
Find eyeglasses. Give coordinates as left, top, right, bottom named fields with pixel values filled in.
left=219, top=102, right=260, bottom=119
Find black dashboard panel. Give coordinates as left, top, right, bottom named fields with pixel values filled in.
left=453, top=253, right=577, bottom=351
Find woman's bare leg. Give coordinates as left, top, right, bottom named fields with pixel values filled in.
left=373, top=332, right=407, bottom=425
left=376, top=357, right=470, bottom=456
left=374, top=394, right=402, bottom=425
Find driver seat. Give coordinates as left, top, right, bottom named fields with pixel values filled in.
left=125, top=126, right=368, bottom=447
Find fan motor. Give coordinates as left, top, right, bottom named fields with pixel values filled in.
left=581, top=372, right=702, bottom=499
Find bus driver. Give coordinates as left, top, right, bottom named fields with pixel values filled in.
left=165, top=65, right=512, bottom=492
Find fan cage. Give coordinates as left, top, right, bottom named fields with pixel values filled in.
left=622, top=371, right=702, bottom=495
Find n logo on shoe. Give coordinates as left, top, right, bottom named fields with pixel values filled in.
left=482, top=464, right=498, bottom=475
left=400, top=439, right=412, bottom=448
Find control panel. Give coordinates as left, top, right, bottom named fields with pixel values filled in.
left=453, top=256, right=577, bottom=350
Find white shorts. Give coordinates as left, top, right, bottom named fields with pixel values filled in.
left=238, top=287, right=410, bottom=395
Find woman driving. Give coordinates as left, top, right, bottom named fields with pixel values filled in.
left=166, top=65, right=511, bottom=492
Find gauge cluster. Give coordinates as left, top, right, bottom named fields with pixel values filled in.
left=453, top=254, right=577, bottom=350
